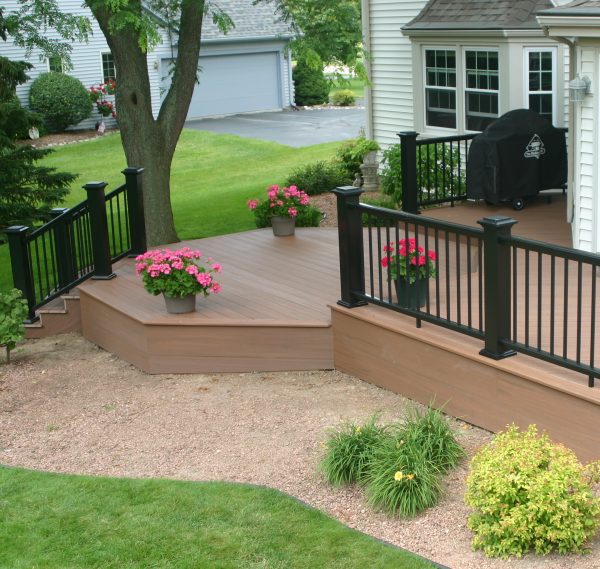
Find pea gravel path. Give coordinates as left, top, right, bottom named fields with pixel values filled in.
left=1, top=334, right=598, bottom=569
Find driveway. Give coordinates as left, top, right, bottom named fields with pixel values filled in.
left=184, top=107, right=366, bottom=147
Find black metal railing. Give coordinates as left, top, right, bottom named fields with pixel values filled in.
left=5, top=167, right=146, bottom=321
left=506, top=236, right=600, bottom=386
left=399, top=131, right=477, bottom=214
left=332, top=186, right=599, bottom=387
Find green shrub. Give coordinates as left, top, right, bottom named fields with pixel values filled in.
left=29, top=72, right=92, bottom=132
left=293, top=59, right=330, bottom=106
left=380, top=142, right=464, bottom=207
left=0, top=288, right=28, bottom=364
left=319, top=415, right=390, bottom=486
left=336, top=134, right=380, bottom=179
left=361, top=194, right=397, bottom=227
left=251, top=202, right=323, bottom=229
left=465, top=424, right=600, bottom=559
left=364, top=436, right=441, bottom=517
left=285, top=161, right=350, bottom=196
left=0, top=96, right=42, bottom=140
left=331, top=89, right=356, bottom=106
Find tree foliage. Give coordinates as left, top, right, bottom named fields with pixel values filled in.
left=0, top=6, right=75, bottom=231
left=263, top=0, right=363, bottom=71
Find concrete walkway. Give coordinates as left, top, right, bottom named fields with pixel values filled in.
left=184, top=107, right=366, bottom=147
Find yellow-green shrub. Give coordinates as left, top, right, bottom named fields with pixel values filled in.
left=465, top=424, right=600, bottom=559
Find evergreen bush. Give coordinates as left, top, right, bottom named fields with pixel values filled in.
left=29, top=72, right=92, bottom=132
left=293, top=59, right=330, bottom=106
left=0, top=289, right=28, bottom=364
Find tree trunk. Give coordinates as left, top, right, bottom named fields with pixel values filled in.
left=86, top=1, right=205, bottom=247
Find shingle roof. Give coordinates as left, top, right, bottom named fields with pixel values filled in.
left=404, top=0, right=554, bottom=31
left=201, top=0, right=293, bottom=40
left=538, top=0, right=600, bottom=16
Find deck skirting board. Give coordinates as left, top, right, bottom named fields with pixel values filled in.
left=80, top=291, right=334, bottom=374
left=331, top=304, right=600, bottom=462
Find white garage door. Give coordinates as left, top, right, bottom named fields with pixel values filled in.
left=162, top=52, right=281, bottom=119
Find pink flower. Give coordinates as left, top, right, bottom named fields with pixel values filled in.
left=288, top=207, right=298, bottom=218
left=196, top=272, right=212, bottom=287
left=381, top=256, right=390, bottom=268
left=247, top=199, right=259, bottom=210
left=427, top=250, right=437, bottom=261
left=186, top=265, right=199, bottom=276
left=172, top=260, right=184, bottom=270
left=210, top=283, right=222, bottom=294
left=211, top=263, right=222, bottom=273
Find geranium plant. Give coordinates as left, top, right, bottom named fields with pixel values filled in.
left=247, top=184, right=311, bottom=220
left=381, top=239, right=437, bottom=284
left=135, top=247, right=222, bottom=298
left=89, top=81, right=117, bottom=118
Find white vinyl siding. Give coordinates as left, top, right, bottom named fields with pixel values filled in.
left=365, top=0, right=429, bottom=148
left=572, top=47, right=596, bottom=252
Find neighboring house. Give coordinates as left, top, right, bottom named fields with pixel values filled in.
left=1, top=0, right=294, bottom=130
left=361, top=0, right=573, bottom=147
left=538, top=0, right=600, bottom=253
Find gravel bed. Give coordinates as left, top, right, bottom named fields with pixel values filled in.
left=1, top=334, right=599, bottom=568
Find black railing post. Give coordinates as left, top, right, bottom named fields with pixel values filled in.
left=478, top=215, right=518, bottom=359
left=83, top=181, right=116, bottom=280
left=122, top=167, right=146, bottom=256
left=331, top=186, right=367, bottom=308
left=50, top=208, right=76, bottom=290
left=5, top=225, right=38, bottom=322
left=398, top=131, right=420, bottom=214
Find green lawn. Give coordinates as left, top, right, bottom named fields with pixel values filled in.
left=0, top=130, right=340, bottom=292
left=330, top=77, right=365, bottom=101
left=0, top=467, right=435, bottom=569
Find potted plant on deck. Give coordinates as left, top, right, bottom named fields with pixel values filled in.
left=381, top=239, right=437, bottom=309
left=135, top=247, right=222, bottom=314
left=247, top=184, right=312, bottom=236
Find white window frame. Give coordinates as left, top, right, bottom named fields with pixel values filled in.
left=423, top=47, right=458, bottom=132
left=100, top=51, right=116, bottom=82
left=523, top=47, right=557, bottom=125
left=47, top=56, right=64, bottom=73
left=463, top=48, right=499, bottom=133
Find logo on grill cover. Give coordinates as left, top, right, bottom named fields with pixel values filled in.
left=524, top=134, right=546, bottom=159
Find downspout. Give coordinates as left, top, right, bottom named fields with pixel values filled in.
left=361, top=0, right=374, bottom=139
left=542, top=28, right=576, bottom=224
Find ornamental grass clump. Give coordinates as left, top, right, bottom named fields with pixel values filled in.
left=400, top=405, right=465, bottom=473
left=364, top=436, right=441, bottom=517
left=320, top=406, right=464, bottom=518
left=319, top=415, right=390, bottom=486
left=135, top=247, right=222, bottom=298
left=465, top=424, right=600, bottom=559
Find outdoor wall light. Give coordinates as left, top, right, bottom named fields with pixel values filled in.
left=569, top=75, right=591, bottom=103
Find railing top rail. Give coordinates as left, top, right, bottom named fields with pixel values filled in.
left=105, top=182, right=127, bottom=200
left=415, top=133, right=478, bottom=145
left=505, top=234, right=600, bottom=265
left=27, top=202, right=85, bottom=239
left=356, top=202, right=484, bottom=239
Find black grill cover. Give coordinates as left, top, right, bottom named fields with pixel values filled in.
left=466, top=109, right=567, bottom=204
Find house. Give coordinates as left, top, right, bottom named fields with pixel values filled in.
left=1, top=0, right=294, bottom=130
left=361, top=0, right=600, bottom=252
left=538, top=1, right=600, bottom=253
left=362, top=0, right=573, bottom=147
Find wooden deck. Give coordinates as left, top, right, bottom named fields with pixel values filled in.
left=79, top=228, right=341, bottom=374
left=77, top=200, right=600, bottom=460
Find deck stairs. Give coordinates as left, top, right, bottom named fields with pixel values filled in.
left=25, top=290, right=82, bottom=339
